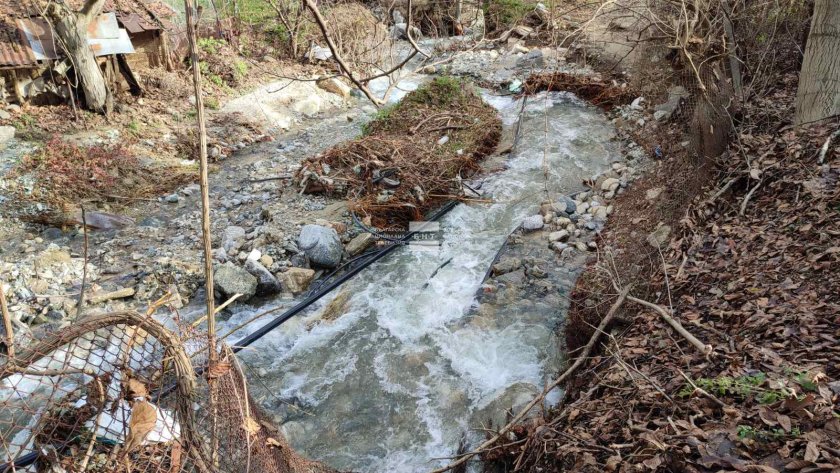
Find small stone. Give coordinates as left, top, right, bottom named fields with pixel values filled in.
left=279, top=267, right=315, bottom=294
left=437, top=135, right=450, bottom=146
left=527, top=265, right=547, bottom=278
left=646, top=187, right=664, bottom=200
left=548, top=230, right=569, bottom=242
left=246, top=249, right=262, bottom=261
left=165, top=193, right=179, bottom=203
left=260, top=255, right=274, bottom=268
left=575, top=242, right=588, bottom=252
left=521, top=215, right=544, bottom=232
left=422, top=65, right=437, bottom=74
left=317, top=77, right=352, bottom=98
left=551, top=242, right=568, bottom=252
left=646, top=225, right=672, bottom=248
left=244, top=260, right=282, bottom=296
left=492, top=257, right=521, bottom=276
left=346, top=232, right=375, bottom=256
left=654, top=110, right=668, bottom=121
left=600, top=177, right=620, bottom=192
left=223, top=226, right=246, bottom=253
left=587, top=241, right=598, bottom=251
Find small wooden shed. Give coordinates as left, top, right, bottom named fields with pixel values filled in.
left=0, top=0, right=176, bottom=104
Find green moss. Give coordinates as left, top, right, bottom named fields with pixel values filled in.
left=234, top=61, right=248, bottom=78
left=198, top=37, right=226, bottom=55
left=406, top=76, right=467, bottom=107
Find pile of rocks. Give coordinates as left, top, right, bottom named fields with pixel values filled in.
left=520, top=160, right=639, bottom=257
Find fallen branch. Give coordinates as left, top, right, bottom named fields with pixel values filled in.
left=739, top=179, right=762, bottom=216
left=303, top=0, right=383, bottom=106
left=430, top=287, right=631, bottom=473
left=627, top=295, right=713, bottom=356
left=0, top=283, right=14, bottom=359
left=817, top=127, right=840, bottom=164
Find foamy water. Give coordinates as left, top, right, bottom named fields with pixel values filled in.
left=219, top=90, right=618, bottom=471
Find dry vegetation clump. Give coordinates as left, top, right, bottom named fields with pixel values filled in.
left=322, top=2, right=389, bottom=67
left=523, top=72, right=635, bottom=108
left=3, top=136, right=196, bottom=224
left=296, top=77, right=501, bottom=226
left=485, top=71, right=840, bottom=471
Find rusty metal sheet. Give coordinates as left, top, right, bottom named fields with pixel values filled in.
left=18, top=18, right=58, bottom=61
left=87, top=12, right=120, bottom=39
left=0, top=19, right=37, bottom=68
left=88, top=28, right=135, bottom=56
left=119, top=13, right=146, bottom=34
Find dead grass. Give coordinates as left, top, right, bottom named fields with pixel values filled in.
left=5, top=136, right=196, bottom=224
left=297, top=77, right=501, bottom=226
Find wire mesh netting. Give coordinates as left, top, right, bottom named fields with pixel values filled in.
left=0, top=309, right=206, bottom=472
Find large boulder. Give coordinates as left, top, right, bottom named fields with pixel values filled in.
left=214, top=263, right=257, bottom=301
left=279, top=267, right=315, bottom=294
left=244, top=260, right=282, bottom=296
left=298, top=224, right=342, bottom=268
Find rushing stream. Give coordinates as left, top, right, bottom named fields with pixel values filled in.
left=218, top=89, right=619, bottom=471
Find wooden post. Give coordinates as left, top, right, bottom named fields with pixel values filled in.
left=183, top=0, right=216, bottom=362
left=184, top=0, right=218, bottom=464
left=0, top=283, right=14, bottom=359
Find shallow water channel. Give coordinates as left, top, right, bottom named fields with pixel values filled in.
left=218, top=89, right=619, bottom=471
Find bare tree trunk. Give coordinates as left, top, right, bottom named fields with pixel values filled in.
left=795, top=0, right=840, bottom=125
left=45, top=0, right=111, bottom=114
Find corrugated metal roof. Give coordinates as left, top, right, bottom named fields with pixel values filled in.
left=0, top=19, right=37, bottom=68
left=0, top=0, right=166, bottom=68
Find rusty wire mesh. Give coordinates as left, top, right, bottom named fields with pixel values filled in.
left=0, top=310, right=208, bottom=472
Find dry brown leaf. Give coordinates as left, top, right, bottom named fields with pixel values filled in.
left=266, top=437, right=282, bottom=448
left=126, top=377, right=149, bottom=399
left=777, top=414, right=792, bottom=432
left=125, top=400, right=157, bottom=453
left=242, top=416, right=261, bottom=435
left=804, top=442, right=820, bottom=462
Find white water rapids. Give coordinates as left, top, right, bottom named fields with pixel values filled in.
left=217, top=90, right=619, bottom=471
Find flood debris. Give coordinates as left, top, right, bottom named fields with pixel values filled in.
left=522, top=72, right=634, bottom=108
left=296, top=77, right=502, bottom=226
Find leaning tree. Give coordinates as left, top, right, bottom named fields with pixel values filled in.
left=43, top=0, right=111, bottom=114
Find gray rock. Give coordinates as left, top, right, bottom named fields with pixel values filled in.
left=391, top=23, right=422, bottom=40
left=0, top=110, right=10, bottom=120
left=548, top=230, right=569, bottom=242
left=559, top=195, right=577, bottom=214
left=298, top=224, right=342, bottom=268
left=279, top=267, right=315, bottom=294
left=521, top=215, right=544, bottom=232
left=346, top=232, right=375, bottom=256
left=492, top=257, right=521, bottom=276
left=165, top=193, right=180, bottom=203
left=646, top=225, right=672, bottom=248
left=495, top=268, right=525, bottom=285
left=0, top=125, right=15, bottom=146
left=222, top=226, right=246, bottom=253
left=244, top=260, right=282, bottom=296
left=214, top=263, right=258, bottom=301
